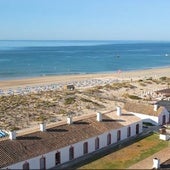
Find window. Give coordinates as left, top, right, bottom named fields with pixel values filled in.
left=83, top=142, right=88, bottom=154
left=40, top=156, right=46, bottom=170
left=136, top=124, right=139, bottom=134
left=117, top=130, right=121, bottom=141
left=127, top=126, right=131, bottom=137
left=23, top=161, right=29, bottom=170
left=107, top=133, right=111, bottom=145
left=162, top=115, right=166, bottom=125
left=69, top=146, right=74, bottom=160
left=95, top=137, right=99, bottom=150
left=55, top=152, right=61, bottom=165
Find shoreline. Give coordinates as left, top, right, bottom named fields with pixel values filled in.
left=1, top=64, right=170, bottom=82
left=0, top=65, right=170, bottom=131
left=1, top=64, right=170, bottom=79
left=0, top=66, right=170, bottom=90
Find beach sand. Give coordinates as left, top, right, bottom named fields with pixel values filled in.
left=0, top=66, right=170, bottom=132
left=0, top=67, right=170, bottom=90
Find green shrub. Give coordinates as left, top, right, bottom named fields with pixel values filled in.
left=64, top=97, right=76, bottom=105
left=128, top=95, right=142, bottom=100
left=58, top=109, right=67, bottom=115
left=80, top=98, right=92, bottom=103
left=36, top=115, right=47, bottom=122
left=139, top=82, right=146, bottom=86
left=160, top=76, right=167, bottom=81
left=81, top=97, right=105, bottom=108
left=146, top=77, right=152, bottom=80
left=10, top=126, right=20, bottom=131
left=104, top=82, right=132, bottom=90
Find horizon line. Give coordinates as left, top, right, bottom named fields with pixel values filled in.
left=0, top=39, right=170, bottom=42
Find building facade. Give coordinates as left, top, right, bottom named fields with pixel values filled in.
left=1, top=109, right=142, bottom=169
left=124, top=102, right=170, bottom=125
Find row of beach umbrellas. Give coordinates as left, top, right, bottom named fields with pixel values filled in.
left=0, top=78, right=119, bottom=96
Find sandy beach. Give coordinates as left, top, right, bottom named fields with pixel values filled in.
left=0, top=67, right=170, bottom=90
left=0, top=66, right=170, bottom=131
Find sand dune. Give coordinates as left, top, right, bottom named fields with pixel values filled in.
left=0, top=67, right=169, bottom=131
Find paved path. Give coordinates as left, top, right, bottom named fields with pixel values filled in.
left=128, top=146, right=170, bottom=169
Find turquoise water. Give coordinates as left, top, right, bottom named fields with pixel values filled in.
left=0, top=40, right=170, bottom=80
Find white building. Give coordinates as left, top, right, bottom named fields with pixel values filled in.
left=124, top=102, right=170, bottom=125
left=0, top=109, right=142, bottom=170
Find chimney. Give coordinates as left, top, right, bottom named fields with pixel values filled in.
left=154, top=104, right=158, bottom=111
left=67, top=116, right=72, bottom=125
left=96, top=112, right=102, bottom=122
left=9, top=131, right=16, bottom=140
left=117, top=106, right=121, bottom=116
left=153, top=158, right=160, bottom=169
left=40, top=123, right=46, bottom=132
left=159, top=127, right=166, bottom=134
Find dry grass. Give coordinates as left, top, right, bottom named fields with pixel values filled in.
left=78, top=133, right=169, bottom=169
left=0, top=88, right=106, bottom=130
left=0, top=77, right=169, bottom=130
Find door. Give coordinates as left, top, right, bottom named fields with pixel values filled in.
left=40, top=157, right=46, bottom=170
left=136, top=124, right=139, bottom=134
left=162, top=115, right=166, bottom=125
left=55, top=152, right=61, bottom=165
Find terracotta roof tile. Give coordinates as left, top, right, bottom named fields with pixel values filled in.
left=124, top=102, right=164, bottom=116
left=156, top=88, right=170, bottom=97
left=161, top=159, right=170, bottom=168
left=156, top=88, right=170, bottom=94
left=0, top=115, right=125, bottom=168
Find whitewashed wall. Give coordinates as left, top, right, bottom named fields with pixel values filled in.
left=120, top=126, right=128, bottom=140
left=99, top=132, right=107, bottom=148
left=4, top=120, right=142, bottom=169
left=157, top=107, right=169, bottom=125
left=129, top=107, right=170, bottom=125
left=159, top=108, right=170, bottom=124
left=159, top=113, right=163, bottom=125
left=87, top=137, right=96, bottom=152
left=129, top=112, right=159, bottom=125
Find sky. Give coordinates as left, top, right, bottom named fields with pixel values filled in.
left=0, top=0, right=170, bottom=40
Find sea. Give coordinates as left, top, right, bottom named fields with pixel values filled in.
left=0, top=40, right=170, bottom=80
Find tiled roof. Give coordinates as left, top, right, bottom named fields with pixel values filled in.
left=157, top=100, right=170, bottom=112
left=0, top=114, right=126, bottom=168
left=156, top=88, right=170, bottom=94
left=124, top=102, right=164, bottom=116
left=156, top=88, right=170, bottom=97
left=160, top=159, right=170, bottom=169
